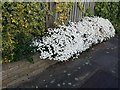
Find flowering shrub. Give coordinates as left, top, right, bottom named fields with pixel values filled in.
left=33, top=16, right=115, bottom=61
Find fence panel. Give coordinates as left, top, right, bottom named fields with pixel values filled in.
left=46, top=2, right=95, bottom=28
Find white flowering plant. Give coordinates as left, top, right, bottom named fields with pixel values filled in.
left=33, top=16, right=115, bottom=61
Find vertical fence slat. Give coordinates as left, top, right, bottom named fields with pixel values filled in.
left=76, top=2, right=79, bottom=22
left=71, top=3, right=74, bottom=22
left=83, top=1, right=85, bottom=17
left=74, top=2, right=77, bottom=22
left=89, top=2, right=95, bottom=15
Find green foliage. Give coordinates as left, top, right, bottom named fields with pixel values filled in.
left=77, top=2, right=84, bottom=12
left=55, top=2, right=74, bottom=25
left=84, top=8, right=91, bottom=17
left=95, top=2, right=120, bottom=32
left=2, top=2, right=47, bottom=63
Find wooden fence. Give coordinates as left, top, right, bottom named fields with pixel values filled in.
left=46, top=1, right=95, bottom=28
left=69, top=2, right=95, bottom=22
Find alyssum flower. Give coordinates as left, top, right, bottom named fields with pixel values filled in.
left=33, top=16, right=115, bottom=61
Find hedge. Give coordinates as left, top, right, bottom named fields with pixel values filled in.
left=2, top=2, right=47, bottom=63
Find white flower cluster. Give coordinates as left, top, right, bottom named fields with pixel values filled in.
left=33, top=16, right=115, bottom=61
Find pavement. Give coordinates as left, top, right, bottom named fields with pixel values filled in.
left=8, top=34, right=119, bottom=88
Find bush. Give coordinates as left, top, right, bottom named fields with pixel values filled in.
left=33, top=17, right=115, bottom=61
left=2, top=2, right=47, bottom=63
left=95, top=2, right=120, bottom=32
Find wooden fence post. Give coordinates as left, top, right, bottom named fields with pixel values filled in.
left=47, top=2, right=56, bottom=28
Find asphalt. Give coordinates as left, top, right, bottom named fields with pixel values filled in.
left=8, top=33, right=119, bottom=88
